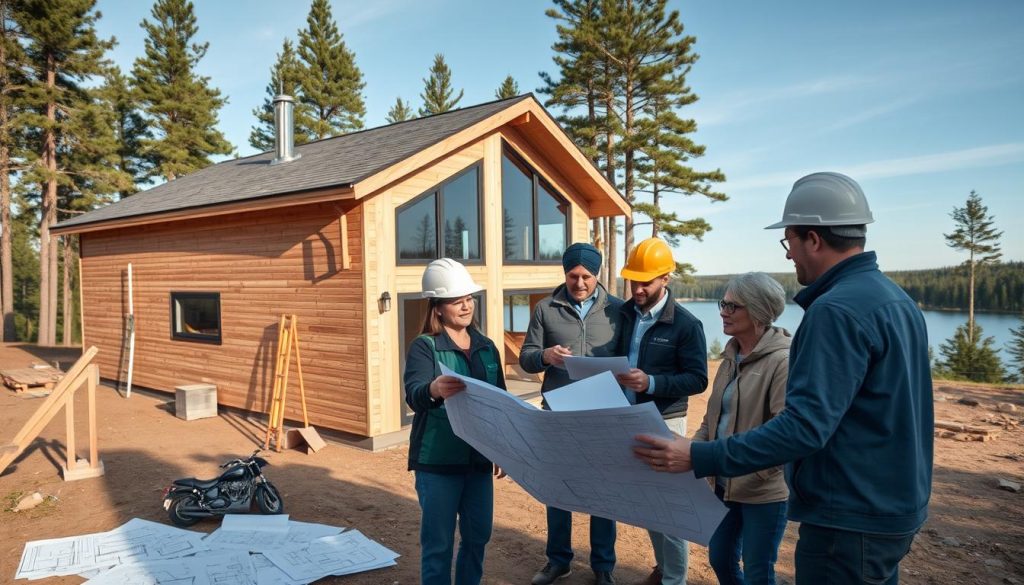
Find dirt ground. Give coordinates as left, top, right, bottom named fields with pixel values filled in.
left=1, top=343, right=1022, bottom=585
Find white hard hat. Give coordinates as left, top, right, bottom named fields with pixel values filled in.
left=421, top=258, right=484, bottom=299
left=765, top=172, right=874, bottom=236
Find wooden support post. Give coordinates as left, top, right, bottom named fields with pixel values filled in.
left=88, top=365, right=98, bottom=467
left=65, top=391, right=76, bottom=471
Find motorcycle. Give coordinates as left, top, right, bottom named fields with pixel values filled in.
left=163, top=449, right=284, bottom=527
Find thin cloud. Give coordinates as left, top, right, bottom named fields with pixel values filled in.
left=692, top=74, right=874, bottom=127
left=726, top=143, right=1024, bottom=192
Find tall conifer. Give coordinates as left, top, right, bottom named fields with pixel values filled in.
left=14, top=0, right=113, bottom=345
left=1, top=0, right=28, bottom=340
left=385, top=97, right=413, bottom=124
left=97, top=66, right=150, bottom=198
left=250, top=39, right=311, bottom=151
left=1007, top=315, right=1024, bottom=383
left=944, top=190, right=1002, bottom=343
left=541, top=0, right=617, bottom=287
left=295, top=0, right=365, bottom=138
left=419, top=54, right=463, bottom=116
left=132, top=0, right=232, bottom=182
left=633, top=92, right=725, bottom=256
left=495, top=75, right=520, bottom=99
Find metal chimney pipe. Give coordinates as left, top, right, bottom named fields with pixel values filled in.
left=270, top=93, right=301, bottom=165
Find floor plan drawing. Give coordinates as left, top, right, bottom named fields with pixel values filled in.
left=441, top=365, right=728, bottom=546
left=16, top=518, right=208, bottom=580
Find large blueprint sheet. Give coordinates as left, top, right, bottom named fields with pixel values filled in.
left=441, top=365, right=727, bottom=546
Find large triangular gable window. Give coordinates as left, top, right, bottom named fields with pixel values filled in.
left=396, top=163, right=483, bottom=263
left=502, top=146, right=568, bottom=263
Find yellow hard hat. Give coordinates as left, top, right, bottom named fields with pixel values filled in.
left=620, top=238, right=675, bottom=282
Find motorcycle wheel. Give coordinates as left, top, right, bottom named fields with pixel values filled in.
left=167, top=495, right=202, bottom=527
left=255, top=483, right=284, bottom=514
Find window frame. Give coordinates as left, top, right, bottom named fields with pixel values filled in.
left=395, top=161, right=485, bottom=266
left=169, top=291, right=222, bottom=344
left=501, top=143, right=571, bottom=265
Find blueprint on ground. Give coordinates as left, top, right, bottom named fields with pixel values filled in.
left=261, top=530, right=398, bottom=582
left=15, top=517, right=208, bottom=579
left=542, top=370, right=629, bottom=411
left=441, top=364, right=728, bottom=546
left=563, top=355, right=631, bottom=380
left=15, top=516, right=394, bottom=584
left=203, top=515, right=343, bottom=553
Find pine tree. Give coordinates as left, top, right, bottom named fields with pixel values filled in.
left=495, top=75, right=519, bottom=99
left=944, top=190, right=1002, bottom=343
left=935, top=323, right=1006, bottom=383
left=634, top=91, right=725, bottom=250
left=1, top=0, right=29, bottom=341
left=419, top=54, right=463, bottom=116
left=249, top=38, right=311, bottom=151
left=1007, top=315, right=1024, bottom=383
left=601, top=0, right=715, bottom=284
left=385, top=96, right=413, bottom=124
left=540, top=0, right=615, bottom=286
left=14, top=0, right=114, bottom=345
left=132, top=0, right=232, bottom=182
left=10, top=200, right=38, bottom=340
left=97, top=66, right=151, bottom=198
left=295, top=0, right=365, bottom=139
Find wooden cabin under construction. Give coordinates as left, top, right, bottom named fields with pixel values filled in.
left=52, top=94, right=629, bottom=447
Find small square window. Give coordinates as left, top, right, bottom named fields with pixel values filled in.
left=171, top=292, right=221, bottom=343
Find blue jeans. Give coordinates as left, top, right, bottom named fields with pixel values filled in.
left=708, top=485, right=788, bottom=585
left=415, top=470, right=494, bottom=585
left=795, top=523, right=916, bottom=585
left=545, top=506, right=616, bottom=571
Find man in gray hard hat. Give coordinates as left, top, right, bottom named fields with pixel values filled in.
left=633, top=172, right=934, bottom=584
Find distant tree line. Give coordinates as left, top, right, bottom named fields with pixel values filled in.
left=674, top=262, right=1023, bottom=315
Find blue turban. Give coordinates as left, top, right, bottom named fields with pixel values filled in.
left=561, top=243, right=602, bottom=276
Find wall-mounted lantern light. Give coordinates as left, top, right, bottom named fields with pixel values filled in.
left=379, top=291, right=392, bottom=313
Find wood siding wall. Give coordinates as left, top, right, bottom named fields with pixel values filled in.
left=79, top=200, right=368, bottom=434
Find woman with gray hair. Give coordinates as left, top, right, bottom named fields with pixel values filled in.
left=693, top=272, right=791, bottom=585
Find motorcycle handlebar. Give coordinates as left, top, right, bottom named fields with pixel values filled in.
left=218, top=449, right=263, bottom=468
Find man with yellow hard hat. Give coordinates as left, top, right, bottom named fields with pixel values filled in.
left=615, top=237, right=708, bottom=585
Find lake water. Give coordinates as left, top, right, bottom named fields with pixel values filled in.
left=680, top=301, right=1020, bottom=355
left=504, top=300, right=1021, bottom=355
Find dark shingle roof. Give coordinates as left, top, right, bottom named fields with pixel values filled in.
left=57, top=95, right=533, bottom=230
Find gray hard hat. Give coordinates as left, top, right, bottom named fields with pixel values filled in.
left=765, top=172, right=873, bottom=236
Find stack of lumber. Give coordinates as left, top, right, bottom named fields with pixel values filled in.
left=1, top=365, right=64, bottom=393
left=934, top=419, right=1000, bottom=442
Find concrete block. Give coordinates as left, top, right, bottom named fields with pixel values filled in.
left=175, top=383, right=218, bottom=421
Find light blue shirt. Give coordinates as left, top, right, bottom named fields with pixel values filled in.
left=626, top=290, right=670, bottom=402
left=570, top=289, right=599, bottom=319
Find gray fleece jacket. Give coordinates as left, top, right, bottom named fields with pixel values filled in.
left=519, top=283, right=624, bottom=392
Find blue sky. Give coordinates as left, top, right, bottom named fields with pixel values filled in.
left=92, top=0, right=1024, bottom=275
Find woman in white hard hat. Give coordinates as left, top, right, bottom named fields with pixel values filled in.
left=403, top=258, right=506, bottom=585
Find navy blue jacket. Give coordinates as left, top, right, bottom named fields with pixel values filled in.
left=691, top=252, right=934, bottom=534
left=618, top=294, right=708, bottom=419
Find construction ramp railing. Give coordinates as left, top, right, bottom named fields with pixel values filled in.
left=0, top=346, right=104, bottom=480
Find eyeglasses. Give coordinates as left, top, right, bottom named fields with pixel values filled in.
left=779, top=237, right=790, bottom=252
left=718, top=300, right=745, bottom=315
